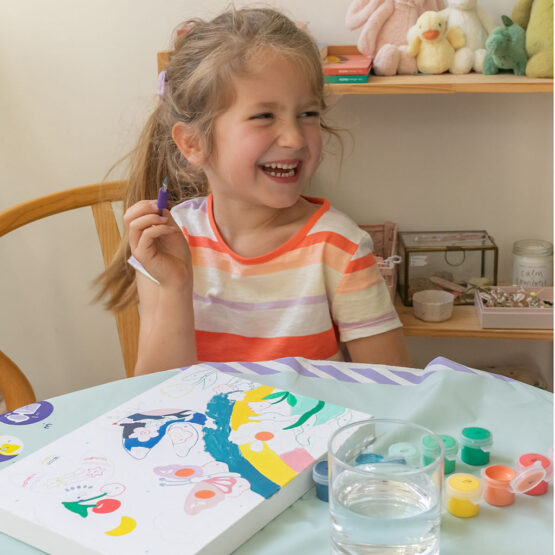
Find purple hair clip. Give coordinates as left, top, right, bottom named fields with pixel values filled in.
left=158, top=70, right=167, bottom=99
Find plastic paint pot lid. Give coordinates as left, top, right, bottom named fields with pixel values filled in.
left=446, top=473, right=482, bottom=501
left=422, top=434, right=458, bottom=458
left=482, top=462, right=546, bottom=493
left=518, top=453, right=553, bottom=482
left=460, top=427, right=493, bottom=449
left=313, top=460, right=328, bottom=486
left=355, top=453, right=384, bottom=465
left=511, top=461, right=546, bottom=493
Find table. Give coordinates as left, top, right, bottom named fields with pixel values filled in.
left=0, top=357, right=552, bottom=554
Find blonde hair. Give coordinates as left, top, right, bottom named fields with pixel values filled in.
left=95, top=6, right=340, bottom=311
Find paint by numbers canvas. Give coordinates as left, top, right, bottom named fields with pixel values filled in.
left=0, top=365, right=369, bottom=554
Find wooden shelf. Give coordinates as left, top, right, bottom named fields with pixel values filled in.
left=326, top=73, right=553, bottom=95
left=396, top=297, right=554, bottom=341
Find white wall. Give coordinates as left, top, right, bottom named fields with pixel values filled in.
left=1, top=0, right=552, bottom=401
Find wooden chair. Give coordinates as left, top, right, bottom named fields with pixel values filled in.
left=0, top=181, right=139, bottom=412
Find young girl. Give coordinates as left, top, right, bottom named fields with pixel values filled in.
left=96, top=7, right=409, bottom=375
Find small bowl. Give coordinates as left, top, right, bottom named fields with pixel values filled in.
left=412, top=290, right=455, bottom=322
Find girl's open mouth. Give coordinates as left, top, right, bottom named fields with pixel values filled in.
left=258, top=161, right=302, bottom=181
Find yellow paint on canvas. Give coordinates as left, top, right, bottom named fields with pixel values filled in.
left=231, top=386, right=297, bottom=486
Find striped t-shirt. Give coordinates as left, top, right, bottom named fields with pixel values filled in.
left=132, top=195, right=401, bottom=362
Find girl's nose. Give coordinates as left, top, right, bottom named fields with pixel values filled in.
left=277, top=120, right=306, bottom=149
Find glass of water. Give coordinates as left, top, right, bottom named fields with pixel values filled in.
left=329, top=418, right=444, bottom=555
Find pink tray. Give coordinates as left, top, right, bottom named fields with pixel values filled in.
left=474, top=287, right=553, bottom=329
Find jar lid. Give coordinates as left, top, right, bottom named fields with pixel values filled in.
left=511, top=461, right=546, bottom=493
left=312, top=460, right=328, bottom=485
left=461, top=427, right=493, bottom=449
left=513, top=239, right=553, bottom=257
left=446, top=473, right=482, bottom=500
left=422, top=434, right=458, bottom=458
left=518, top=453, right=553, bottom=482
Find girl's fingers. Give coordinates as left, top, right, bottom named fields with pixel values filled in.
left=127, top=213, right=168, bottom=249
left=123, top=200, right=160, bottom=229
left=134, top=225, right=186, bottom=262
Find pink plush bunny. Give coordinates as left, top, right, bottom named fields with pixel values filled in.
left=346, top=0, right=445, bottom=75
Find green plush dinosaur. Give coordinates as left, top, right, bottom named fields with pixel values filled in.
left=483, top=16, right=527, bottom=76
left=512, top=0, right=553, bottom=78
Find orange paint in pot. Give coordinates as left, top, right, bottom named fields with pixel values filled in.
left=482, top=461, right=546, bottom=507
left=482, top=465, right=516, bottom=506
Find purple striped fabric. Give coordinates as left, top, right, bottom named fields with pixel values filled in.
left=277, top=357, right=321, bottom=378
left=347, top=366, right=403, bottom=385
left=203, top=362, right=242, bottom=374
left=311, top=364, right=359, bottom=383
left=238, top=362, right=280, bottom=375
left=387, top=369, right=432, bottom=385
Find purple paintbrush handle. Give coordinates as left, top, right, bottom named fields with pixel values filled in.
left=157, top=186, right=169, bottom=215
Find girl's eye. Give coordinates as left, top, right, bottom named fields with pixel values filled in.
left=301, top=111, right=320, bottom=119
left=251, top=113, right=274, bottom=120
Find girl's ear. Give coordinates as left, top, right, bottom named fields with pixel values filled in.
left=172, top=122, right=207, bottom=166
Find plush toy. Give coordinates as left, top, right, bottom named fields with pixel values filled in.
left=406, top=11, right=467, bottom=73
left=439, top=0, right=497, bottom=73
left=483, top=16, right=527, bottom=76
left=512, top=0, right=553, bottom=78
left=345, top=0, right=445, bottom=76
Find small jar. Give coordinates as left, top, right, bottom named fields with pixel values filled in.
left=312, top=460, right=329, bottom=502
left=422, top=434, right=458, bottom=475
left=446, top=473, right=482, bottom=518
left=460, top=427, right=492, bottom=466
left=388, top=442, right=420, bottom=467
left=512, top=239, right=553, bottom=287
left=482, top=462, right=546, bottom=507
left=517, top=453, right=552, bottom=496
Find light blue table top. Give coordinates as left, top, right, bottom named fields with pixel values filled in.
left=0, top=357, right=552, bottom=554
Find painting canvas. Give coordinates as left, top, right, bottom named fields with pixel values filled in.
left=0, top=365, right=369, bottom=554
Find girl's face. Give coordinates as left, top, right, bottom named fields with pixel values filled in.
left=203, top=53, right=323, bottom=210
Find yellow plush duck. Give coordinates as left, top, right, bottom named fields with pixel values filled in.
left=407, top=11, right=467, bottom=73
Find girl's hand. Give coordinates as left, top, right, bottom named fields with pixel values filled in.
left=124, top=200, right=193, bottom=289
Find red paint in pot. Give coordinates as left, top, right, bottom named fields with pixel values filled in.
left=518, top=453, right=551, bottom=496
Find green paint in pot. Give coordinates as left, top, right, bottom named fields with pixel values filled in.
left=460, top=427, right=492, bottom=466
left=422, top=434, right=458, bottom=474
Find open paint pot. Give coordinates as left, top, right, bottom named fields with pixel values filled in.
left=481, top=462, right=546, bottom=507
left=460, top=427, right=492, bottom=466
left=445, top=473, right=482, bottom=518
left=422, top=434, right=458, bottom=475
left=517, top=453, right=553, bottom=496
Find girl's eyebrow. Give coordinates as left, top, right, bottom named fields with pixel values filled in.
left=249, top=99, right=320, bottom=111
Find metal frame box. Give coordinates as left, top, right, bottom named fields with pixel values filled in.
left=398, top=230, right=499, bottom=306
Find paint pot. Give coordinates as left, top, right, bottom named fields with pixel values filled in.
left=481, top=462, right=546, bottom=507
left=354, top=453, right=384, bottom=465
left=313, top=460, right=329, bottom=502
left=388, top=442, right=419, bottom=467
left=460, top=427, right=492, bottom=466
left=445, top=473, right=482, bottom=518
left=516, top=453, right=553, bottom=496
left=422, top=434, right=458, bottom=475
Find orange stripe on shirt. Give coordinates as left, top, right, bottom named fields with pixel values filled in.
left=344, top=253, right=377, bottom=273
left=335, top=265, right=383, bottom=294
left=196, top=328, right=339, bottom=362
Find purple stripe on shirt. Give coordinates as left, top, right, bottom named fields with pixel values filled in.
left=387, top=369, right=434, bottom=385
left=276, top=357, right=321, bottom=378
left=347, top=367, right=403, bottom=385
left=239, top=362, right=280, bottom=375
left=311, top=364, right=359, bottom=383
left=193, top=293, right=328, bottom=311
left=339, top=311, right=398, bottom=330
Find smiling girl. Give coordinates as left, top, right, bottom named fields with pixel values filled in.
left=96, top=7, right=408, bottom=375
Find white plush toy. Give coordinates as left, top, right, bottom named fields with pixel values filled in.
left=439, top=0, right=497, bottom=73
left=407, top=11, right=467, bottom=73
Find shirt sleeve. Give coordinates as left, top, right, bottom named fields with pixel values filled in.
left=330, top=231, right=402, bottom=343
